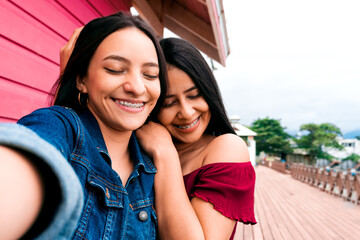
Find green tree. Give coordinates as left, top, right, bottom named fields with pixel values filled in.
left=250, top=117, right=292, bottom=155
left=343, top=153, right=360, bottom=163
left=295, top=123, right=343, bottom=164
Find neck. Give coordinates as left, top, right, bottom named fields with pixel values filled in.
left=93, top=117, right=132, bottom=161
left=174, top=134, right=214, bottom=151
left=88, top=107, right=133, bottom=161
left=88, top=108, right=135, bottom=185
left=100, top=125, right=132, bottom=158
left=98, top=123, right=134, bottom=185
left=174, top=139, right=201, bottom=155
left=174, top=134, right=215, bottom=167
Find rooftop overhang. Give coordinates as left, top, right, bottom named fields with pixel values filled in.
left=131, top=0, right=230, bottom=66
left=232, top=123, right=257, bottom=137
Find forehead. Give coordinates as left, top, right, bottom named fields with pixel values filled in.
left=167, top=67, right=195, bottom=92
left=93, top=27, right=158, bottom=63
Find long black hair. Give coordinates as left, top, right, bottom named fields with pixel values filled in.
left=51, top=11, right=167, bottom=116
left=159, top=38, right=235, bottom=135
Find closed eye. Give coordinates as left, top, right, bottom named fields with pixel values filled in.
left=104, top=67, right=125, bottom=74
left=187, top=93, right=201, bottom=99
left=162, top=100, right=177, bottom=108
left=143, top=74, right=159, bottom=80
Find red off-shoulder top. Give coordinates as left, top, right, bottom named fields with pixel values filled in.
left=183, top=162, right=257, bottom=240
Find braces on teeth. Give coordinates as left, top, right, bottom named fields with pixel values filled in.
left=118, top=100, right=144, bottom=108
left=178, top=118, right=199, bottom=129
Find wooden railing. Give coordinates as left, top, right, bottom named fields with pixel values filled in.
left=264, top=160, right=287, bottom=173
left=291, top=163, right=360, bottom=205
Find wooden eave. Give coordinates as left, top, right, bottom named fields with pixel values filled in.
left=131, top=0, right=230, bottom=66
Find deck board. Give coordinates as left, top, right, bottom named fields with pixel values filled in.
left=235, top=165, right=360, bottom=240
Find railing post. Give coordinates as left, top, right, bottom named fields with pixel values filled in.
left=350, top=174, right=360, bottom=204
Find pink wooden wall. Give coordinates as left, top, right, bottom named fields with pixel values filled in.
left=0, top=0, right=131, bottom=122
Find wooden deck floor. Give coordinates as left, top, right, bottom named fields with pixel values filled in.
left=234, top=165, right=360, bottom=240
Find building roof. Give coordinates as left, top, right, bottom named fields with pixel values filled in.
left=132, top=0, right=230, bottom=66
left=232, top=123, right=257, bottom=137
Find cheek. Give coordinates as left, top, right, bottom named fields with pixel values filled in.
left=198, top=100, right=211, bottom=122
left=198, top=99, right=210, bottom=112
left=148, top=81, right=161, bottom=100
left=157, top=109, right=174, bottom=126
left=86, top=73, right=111, bottom=92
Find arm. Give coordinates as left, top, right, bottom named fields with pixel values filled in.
left=2, top=110, right=84, bottom=239
left=136, top=125, right=251, bottom=239
left=191, top=198, right=235, bottom=239
left=136, top=122, right=204, bottom=240
left=0, top=117, right=69, bottom=239
left=192, top=134, right=251, bottom=239
left=0, top=146, right=44, bottom=240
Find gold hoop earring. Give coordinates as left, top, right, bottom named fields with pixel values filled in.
left=78, top=92, right=88, bottom=107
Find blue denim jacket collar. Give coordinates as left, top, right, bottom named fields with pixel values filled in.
left=77, top=108, right=156, bottom=175
left=129, top=133, right=157, bottom=174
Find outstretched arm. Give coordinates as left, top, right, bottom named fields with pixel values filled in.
left=0, top=146, right=44, bottom=240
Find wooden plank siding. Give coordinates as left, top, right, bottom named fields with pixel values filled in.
left=234, top=165, right=360, bottom=240
left=0, top=0, right=130, bottom=122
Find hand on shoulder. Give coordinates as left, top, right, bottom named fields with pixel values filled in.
left=135, top=121, right=176, bottom=159
left=203, top=133, right=250, bottom=166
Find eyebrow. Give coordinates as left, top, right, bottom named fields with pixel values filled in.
left=184, top=86, right=197, bottom=93
left=103, top=55, right=159, bottom=68
left=143, top=62, right=159, bottom=68
left=165, top=85, right=198, bottom=98
left=103, top=55, right=130, bottom=64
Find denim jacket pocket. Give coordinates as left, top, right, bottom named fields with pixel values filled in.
left=87, top=172, right=125, bottom=208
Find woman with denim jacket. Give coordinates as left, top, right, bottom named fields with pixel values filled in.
left=0, top=12, right=167, bottom=240
left=136, top=38, right=257, bottom=240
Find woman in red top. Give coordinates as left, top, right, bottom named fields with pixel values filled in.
left=136, top=37, right=257, bottom=240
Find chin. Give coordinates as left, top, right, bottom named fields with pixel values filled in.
left=114, top=120, right=146, bottom=132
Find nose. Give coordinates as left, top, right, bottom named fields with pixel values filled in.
left=178, top=100, right=195, bottom=119
left=123, top=71, right=146, bottom=96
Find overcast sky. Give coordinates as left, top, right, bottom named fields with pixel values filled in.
left=207, top=0, right=360, bottom=134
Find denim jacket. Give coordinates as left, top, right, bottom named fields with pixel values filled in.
left=17, top=106, right=157, bottom=240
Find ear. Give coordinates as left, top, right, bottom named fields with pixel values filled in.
left=76, top=76, right=88, bottom=93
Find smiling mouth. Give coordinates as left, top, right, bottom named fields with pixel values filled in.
left=114, top=100, right=144, bottom=108
left=175, top=116, right=200, bottom=129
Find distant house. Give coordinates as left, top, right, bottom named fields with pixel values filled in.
left=322, top=137, right=360, bottom=169
left=230, top=116, right=257, bottom=166
left=326, top=138, right=360, bottom=160
left=287, top=138, right=360, bottom=168
left=286, top=148, right=312, bottom=166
